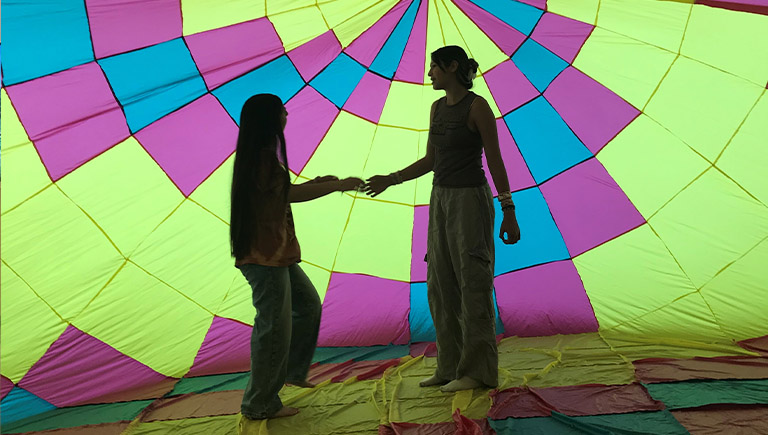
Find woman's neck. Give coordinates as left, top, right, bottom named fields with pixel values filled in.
left=444, top=83, right=469, bottom=106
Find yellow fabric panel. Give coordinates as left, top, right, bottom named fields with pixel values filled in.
left=300, top=111, right=376, bottom=179
left=266, top=0, right=314, bottom=15
left=0, top=89, right=51, bottom=214
left=129, top=200, right=234, bottom=312
left=57, top=138, right=185, bottom=257
left=597, top=114, right=709, bottom=218
left=1, top=185, right=124, bottom=320
left=573, top=27, right=676, bottom=109
left=471, top=74, right=502, bottom=118
left=181, top=0, right=266, bottom=36
left=71, top=262, right=213, bottom=378
left=575, top=224, right=697, bottom=330
left=547, top=0, right=599, bottom=25
left=0, top=263, right=67, bottom=383
left=441, top=0, right=508, bottom=72
left=701, top=237, right=768, bottom=341
left=269, top=5, right=329, bottom=51
left=648, top=168, right=768, bottom=288
left=128, top=414, right=241, bottom=434
left=361, top=125, right=420, bottom=205
left=525, top=361, right=635, bottom=388
left=433, top=0, right=465, bottom=49
left=644, top=56, right=763, bottom=162
left=278, top=381, right=379, bottom=433
left=424, top=0, right=446, bottom=83
left=299, top=261, right=332, bottom=302
left=189, top=154, right=234, bottom=224
left=601, top=334, right=759, bottom=361
left=216, top=273, right=254, bottom=326
left=292, top=193, right=355, bottom=270
left=333, top=199, right=414, bottom=282
left=682, top=4, right=768, bottom=86
left=602, top=292, right=729, bottom=343
left=414, top=131, right=434, bottom=206
left=320, top=0, right=398, bottom=47
left=380, top=82, right=431, bottom=130
left=596, top=0, right=690, bottom=52
left=716, top=92, right=768, bottom=205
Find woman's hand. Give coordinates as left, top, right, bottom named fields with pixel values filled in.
left=363, top=175, right=393, bottom=197
left=338, top=177, right=365, bottom=192
left=499, top=212, right=521, bottom=244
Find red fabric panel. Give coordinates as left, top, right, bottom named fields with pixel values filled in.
left=141, top=390, right=241, bottom=421
left=633, top=355, right=768, bottom=383
left=488, top=383, right=664, bottom=419
left=696, top=0, right=768, bottom=15
left=738, top=335, right=768, bottom=355
left=410, top=342, right=438, bottom=358
left=307, top=359, right=402, bottom=384
left=671, top=404, right=768, bottom=435
left=25, top=422, right=131, bottom=434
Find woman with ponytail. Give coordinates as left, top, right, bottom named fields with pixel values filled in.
left=231, top=94, right=363, bottom=428
left=365, top=46, right=521, bottom=392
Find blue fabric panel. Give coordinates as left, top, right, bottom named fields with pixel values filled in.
left=468, top=0, right=543, bottom=35
left=99, top=38, right=206, bottom=133
left=494, top=187, right=570, bottom=275
left=310, top=54, right=367, bottom=108
left=213, top=56, right=305, bottom=124
left=0, top=387, right=56, bottom=425
left=2, top=0, right=94, bottom=85
left=369, top=0, right=421, bottom=78
left=512, top=39, right=569, bottom=92
left=504, top=97, right=592, bottom=184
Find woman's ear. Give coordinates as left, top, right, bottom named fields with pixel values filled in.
left=449, top=60, right=459, bottom=73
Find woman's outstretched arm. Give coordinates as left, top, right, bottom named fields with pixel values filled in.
left=288, top=177, right=363, bottom=203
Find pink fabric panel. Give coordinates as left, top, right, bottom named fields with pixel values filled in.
left=393, top=0, right=428, bottom=83
left=411, top=206, right=429, bottom=282
left=345, top=0, right=411, bottom=67
left=484, top=60, right=539, bottom=115
left=453, top=0, right=526, bottom=56
left=18, top=326, right=176, bottom=407
left=135, top=94, right=238, bottom=196
left=1, top=376, right=14, bottom=401
left=5, top=62, right=130, bottom=181
left=539, top=158, right=645, bottom=257
left=343, top=72, right=392, bottom=123
left=495, top=260, right=599, bottom=337
left=186, top=317, right=250, bottom=377
left=288, top=30, right=342, bottom=82
left=545, top=67, right=639, bottom=154
left=483, top=118, right=536, bottom=196
left=530, top=13, right=594, bottom=63
left=185, top=18, right=284, bottom=89
left=284, top=86, right=339, bottom=173
left=517, top=0, right=547, bottom=9
left=318, top=273, right=410, bottom=346
left=697, top=0, right=768, bottom=15
left=86, top=0, right=182, bottom=59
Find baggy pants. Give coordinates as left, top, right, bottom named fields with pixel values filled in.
left=426, top=184, right=498, bottom=388
left=238, top=263, right=322, bottom=418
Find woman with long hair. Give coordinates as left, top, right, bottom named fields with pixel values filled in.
left=365, top=46, right=521, bottom=392
left=231, top=93, right=362, bottom=426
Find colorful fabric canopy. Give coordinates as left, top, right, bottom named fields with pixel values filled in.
left=1, top=0, right=767, bottom=433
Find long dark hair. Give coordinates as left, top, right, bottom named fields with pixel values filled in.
left=230, top=93, right=289, bottom=259
left=431, top=45, right=479, bottom=89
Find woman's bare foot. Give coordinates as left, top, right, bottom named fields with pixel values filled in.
left=419, top=375, right=450, bottom=387
left=286, top=380, right=316, bottom=388
left=269, top=406, right=300, bottom=418
left=440, top=376, right=483, bottom=392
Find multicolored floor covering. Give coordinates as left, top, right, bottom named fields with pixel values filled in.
left=2, top=333, right=767, bottom=434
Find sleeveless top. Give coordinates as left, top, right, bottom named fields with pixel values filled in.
left=429, top=92, right=486, bottom=187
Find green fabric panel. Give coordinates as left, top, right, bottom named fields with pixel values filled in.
left=188, top=154, right=234, bottom=224
left=547, top=0, right=599, bottom=24
left=292, top=193, right=355, bottom=271
left=320, top=0, right=397, bottom=47
left=361, top=126, right=420, bottom=205
left=181, top=0, right=265, bottom=35
left=168, top=372, right=249, bottom=396
left=597, top=0, right=691, bottom=52
left=489, top=411, right=688, bottom=435
left=270, top=6, right=328, bottom=51
left=646, top=379, right=768, bottom=410
left=442, top=0, right=508, bottom=71
left=1, top=400, right=152, bottom=434
left=313, top=345, right=410, bottom=364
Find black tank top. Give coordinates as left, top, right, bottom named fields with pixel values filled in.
left=429, top=92, right=486, bottom=187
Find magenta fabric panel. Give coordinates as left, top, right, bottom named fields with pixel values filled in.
left=489, top=383, right=665, bottom=419
left=393, top=0, right=428, bottom=83
left=186, top=317, right=250, bottom=377
left=453, top=0, right=526, bottom=56
left=135, top=94, right=238, bottom=196
left=288, top=30, right=343, bottom=82
left=318, top=273, right=410, bottom=346
left=545, top=67, right=639, bottom=154
left=17, top=326, right=175, bottom=407
left=517, top=0, right=547, bottom=9
left=1, top=376, right=14, bottom=401
left=284, top=86, right=339, bottom=173
left=697, top=0, right=768, bottom=15
left=484, top=118, right=536, bottom=196
left=86, top=0, right=182, bottom=59
left=530, top=13, right=594, bottom=64
left=540, top=158, right=645, bottom=257
left=484, top=60, right=539, bottom=115
left=411, top=205, right=429, bottom=282
left=410, top=341, right=438, bottom=358
left=344, top=0, right=411, bottom=67
left=5, top=62, right=130, bottom=181
left=185, top=18, right=284, bottom=90
left=343, top=72, right=392, bottom=123
left=494, top=260, right=598, bottom=337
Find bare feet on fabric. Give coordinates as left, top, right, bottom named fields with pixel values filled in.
left=440, top=376, right=483, bottom=392
left=270, top=406, right=300, bottom=418
left=419, top=375, right=450, bottom=387
left=286, top=380, right=316, bottom=388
